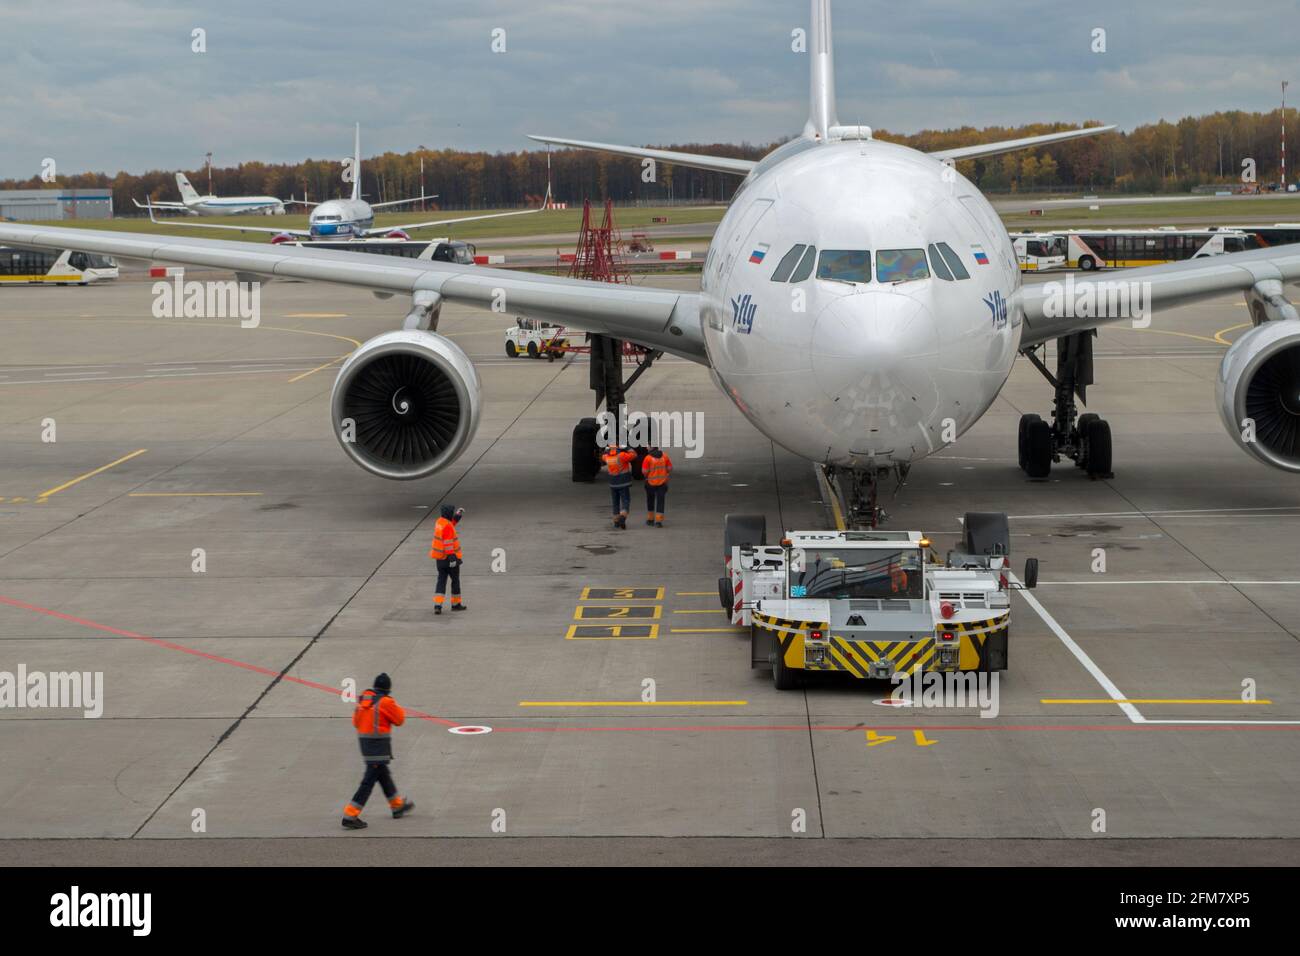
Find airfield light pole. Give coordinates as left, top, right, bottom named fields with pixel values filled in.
left=205, top=152, right=213, bottom=194
left=1283, top=81, right=1289, bottom=189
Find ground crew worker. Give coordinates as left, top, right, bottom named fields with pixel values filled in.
left=430, top=503, right=466, bottom=613
left=603, top=445, right=636, bottom=529
left=341, top=673, right=414, bottom=830
left=643, top=446, right=673, bottom=526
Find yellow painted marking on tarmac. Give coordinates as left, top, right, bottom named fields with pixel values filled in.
left=37, top=449, right=147, bottom=500
left=1214, top=322, right=1250, bottom=345
left=913, top=730, right=938, bottom=747
left=128, top=492, right=262, bottom=497
left=518, top=700, right=748, bottom=707
left=1116, top=327, right=1223, bottom=346
left=288, top=355, right=346, bottom=384
left=865, top=730, right=896, bottom=746
left=670, top=627, right=746, bottom=633
left=815, top=464, right=847, bottom=530
left=1041, top=698, right=1272, bottom=705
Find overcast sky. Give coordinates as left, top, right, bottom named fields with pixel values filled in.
left=0, top=0, right=1294, bottom=179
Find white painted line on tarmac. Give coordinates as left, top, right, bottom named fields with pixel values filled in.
left=1139, top=719, right=1300, bottom=726
left=1011, top=574, right=1144, bottom=724
left=1039, top=579, right=1300, bottom=586
left=1009, top=507, right=1300, bottom=520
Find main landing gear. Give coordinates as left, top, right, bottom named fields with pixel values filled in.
left=1018, top=331, right=1113, bottom=481
left=571, top=334, right=663, bottom=482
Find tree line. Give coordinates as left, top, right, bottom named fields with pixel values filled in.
left=2, top=108, right=1291, bottom=212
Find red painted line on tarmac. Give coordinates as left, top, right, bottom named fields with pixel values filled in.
left=0, top=594, right=456, bottom=726
left=4, top=594, right=1297, bottom=736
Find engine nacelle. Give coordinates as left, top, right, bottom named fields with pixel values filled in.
left=1217, top=319, right=1300, bottom=472
left=331, top=330, right=481, bottom=480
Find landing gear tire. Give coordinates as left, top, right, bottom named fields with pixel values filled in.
left=1024, top=417, right=1053, bottom=480
left=527, top=342, right=540, bottom=359
left=771, top=642, right=800, bottom=690
left=1017, top=413, right=1041, bottom=471
left=505, top=341, right=517, bottom=358
left=1084, top=418, right=1113, bottom=478
left=1075, top=413, right=1099, bottom=469
left=571, top=416, right=600, bottom=482
left=723, top=513, right=767, bottom=561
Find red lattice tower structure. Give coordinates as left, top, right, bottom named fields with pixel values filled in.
left=566, top=198, right=629, bottom=284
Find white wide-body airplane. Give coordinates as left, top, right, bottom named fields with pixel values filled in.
left=4, top=0, right=1300, bottom=525
left=142, top=124, right=544, bottom=242
left=132, top=172, right=288, bottom=216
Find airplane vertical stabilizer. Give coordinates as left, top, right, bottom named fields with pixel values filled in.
left=176, top=173, right=202, bottom=204
left=803, top=0, right=839, bottom=141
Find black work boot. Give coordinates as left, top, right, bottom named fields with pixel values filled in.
left=434, top=605, right=443, bottom=615
left=392, top=799, right=416, bottom=819
left=342, top=816, right=367, bottom=830
left=452, top=603, right=467, bottom=612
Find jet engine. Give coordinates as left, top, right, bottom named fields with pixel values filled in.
left=330, top=330, right=481, bottom=480
left=1217, top=320, right=1300, bottom=472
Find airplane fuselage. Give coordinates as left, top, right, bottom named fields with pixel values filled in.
left=309, top=198, right=376, bottom=238
left=699, top=137, right=1022, bottom=470
left=189, top=197, right=285, bottom=216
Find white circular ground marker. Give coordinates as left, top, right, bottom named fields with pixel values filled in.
left=449, top=724, right=493, bottom=735
left=873, top=697, right=912, bottom=708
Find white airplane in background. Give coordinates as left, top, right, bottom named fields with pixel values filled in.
left=4, top=0, right=1300, bottom=527
left=132, top=172, right=289, bottom=216
left=143, top=124, right=544, bottom=242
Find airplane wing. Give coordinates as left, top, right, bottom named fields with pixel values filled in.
left=132, top=198, right=189, bottom=210
left=1020, top=244, right=1300, bottom=347
left=0, top=221, right=708, bottom=364
left=143, top=200, right=312, bottom=238
left=370, top=194, right=437, bottom=210
left=528, top=135, right=756, bottom=176
left=931, top=125, right=1116, bottom=163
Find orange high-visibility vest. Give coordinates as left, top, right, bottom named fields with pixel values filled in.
left=353, top=690, right=405, bottom=762
left=429, top=517, right=462, bottom=560
left=603, top=449, right=635, bottom=475
left=644, top=452, right=672, bottom=486
left=889, top=564, right=907, bottom=593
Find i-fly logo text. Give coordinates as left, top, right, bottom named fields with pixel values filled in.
left=983, top=289, right=1008, bottom=330
left=730, top=293, right=757, bottom=334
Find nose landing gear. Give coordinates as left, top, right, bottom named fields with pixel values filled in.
left=1019, top=332, right=1114, bottom=480
left=824, top=461, right=910, bottom=528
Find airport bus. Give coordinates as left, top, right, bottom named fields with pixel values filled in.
left=279, top=237, right=478, bottom=263
left=0, top=246, right=119, bottom=285
left=1063, top=228, right=1246, bottom=270
left=1214, top=223, right=1300, bottom=250
left=1011, top=232, right=1067, bottom=272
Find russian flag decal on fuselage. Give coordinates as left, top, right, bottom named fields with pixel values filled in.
left=972, top=245, right=990, bottom=265
left=749, top=243, right=770, bottom=264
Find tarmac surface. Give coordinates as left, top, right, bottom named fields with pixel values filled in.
left=2, top=269, right=1299, bottom=865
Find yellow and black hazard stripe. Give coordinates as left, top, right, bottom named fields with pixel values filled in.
left=936, top=612, right=1008, bottom=637
left=753, top=611, right=827, bottom=634
left=823, top=637, right=937, bottom=677
left=936, top=613, right=1009, bottom=671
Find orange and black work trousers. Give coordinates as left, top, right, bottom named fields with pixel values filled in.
left=434, top=558, right=462, bottom=605
left=350, top=761, right=398, bottom=811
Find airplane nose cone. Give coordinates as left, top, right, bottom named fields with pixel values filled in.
left=810, top=292, right=940, bottom=404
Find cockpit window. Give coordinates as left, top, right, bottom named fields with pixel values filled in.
left=935, top=242, right=970, bottom=279
left=789, top=245, right=817, bottom=282
left=927, top=244, right=953, bottom=281
left=316, top=215, right=342, bottom=222
left=816, top=249, right=871, bottom=284
left=769, top=244, right=806, bottom=282
left=876, top=249, right=929, bottom=283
